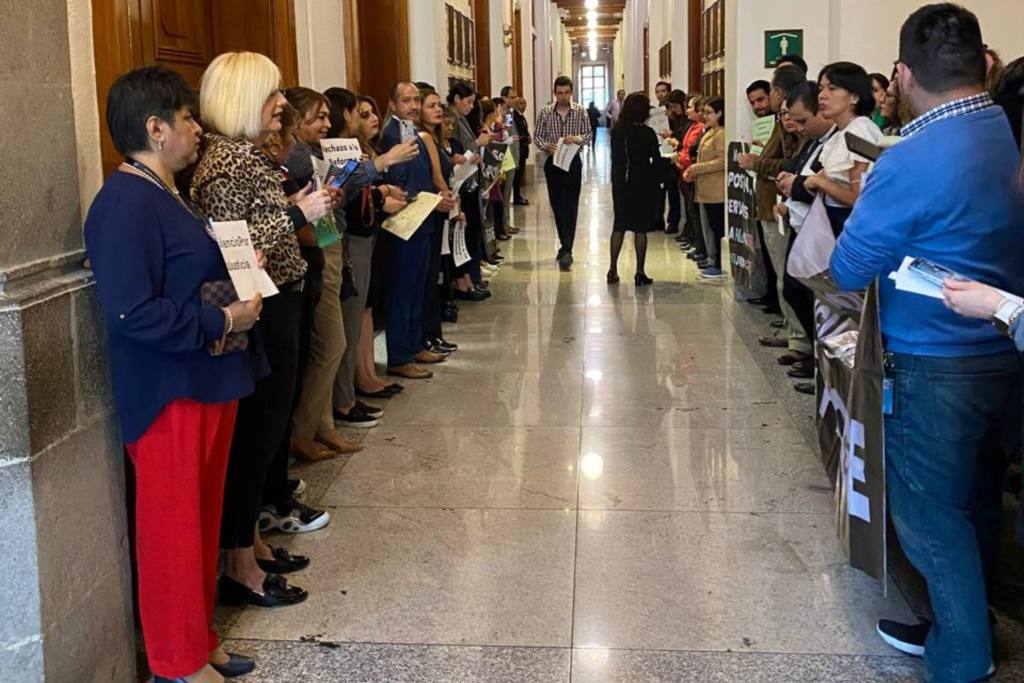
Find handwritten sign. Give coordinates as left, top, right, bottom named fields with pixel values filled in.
left=210, top=221, right=279, bottom=300
left=382, top=192, right=443, bottom=240
left=320, top=138, right=363, bottom=167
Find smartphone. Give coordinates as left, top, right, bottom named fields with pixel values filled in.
left=845, top=132, right=883, bottom=162
left=400, top=119, right=418, bottom=143
left=908, top=257, right=963, bottom=287
left=324, top=159, right=359, bottom=190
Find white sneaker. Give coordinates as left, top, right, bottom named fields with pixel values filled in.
left=259, top=499, right=330, bottom=533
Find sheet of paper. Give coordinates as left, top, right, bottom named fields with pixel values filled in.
left=320, top=138, right=363, bottom=168
left=452, top=220, right=471, bottom=266
left=500, top=145, right=517, bottom=173
left=381, top=192, right=443, bottom=240
left=659, top=140, right=676, bottom=158
left=441, top=219, right=451, bottom=256
left=751, top=115, right=776, bottom=147
left=889, top=256, right=1024, bottom=303
left=450, top=159, right=479, bottom=195
left=646, top=106, right=670, bottom=135
left=553, top=139, right=581, bottom=172
left=311, top=156, right=331, bottom=185
left=210, top=221, right=279, bottom=300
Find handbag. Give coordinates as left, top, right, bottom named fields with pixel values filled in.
left=200, top=280, right=250, bottom=355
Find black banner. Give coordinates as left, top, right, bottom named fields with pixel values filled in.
left=726, top=142, right=762, bottom=297
left=815, top=283, right=886, bottom=583
left=480, top=142, right=507, bottom=195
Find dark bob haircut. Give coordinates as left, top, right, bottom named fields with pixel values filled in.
left=818, top=61, right=876, bottom=117
left=106, top=65, right=197, bottom=156
left=666, top=89, right=689, bottom=106
left=447, top=80, right=476, bottom=104
left=869, top=72, right=891, bottom=92
left=899, top=3, right=985, bottom=93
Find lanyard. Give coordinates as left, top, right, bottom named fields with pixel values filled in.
left=123, top=160, right=216, bottom=239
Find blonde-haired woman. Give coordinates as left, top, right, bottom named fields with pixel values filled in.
left=191, top=52, right=330, bottom=609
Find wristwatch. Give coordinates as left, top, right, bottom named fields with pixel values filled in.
left=992, top=298, right=1024, bottom=337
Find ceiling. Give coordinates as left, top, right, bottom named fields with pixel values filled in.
left=554, top=0, right=625, bottom=53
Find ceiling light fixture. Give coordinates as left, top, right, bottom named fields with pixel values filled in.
left=584, top=0, right=598, bottom=9
left=586, top=9, right=598, bottom=22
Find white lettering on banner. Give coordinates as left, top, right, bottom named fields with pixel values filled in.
left=846, top=419, right=871, bottom=522
left=727, top=171, right=753, bottom=192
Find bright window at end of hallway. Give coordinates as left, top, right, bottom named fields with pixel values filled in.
left=579, top=64, right=607, bottom=112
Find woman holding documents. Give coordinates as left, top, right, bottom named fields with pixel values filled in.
left=803, top=62, right=882, bottom=235
left=683, top=97, right=728, bottom=280
left=608, top=92, right=667, bottom=286
left=192, top=52, right=332, bottom=612
left=86, top=65, right=263, bottom=683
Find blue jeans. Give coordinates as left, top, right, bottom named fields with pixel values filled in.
left=885, top=351, right=1022, bottom=682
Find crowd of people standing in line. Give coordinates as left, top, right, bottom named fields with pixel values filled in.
left=731, top=4, right=1024, bottom=682
left=84, top=52, right=536, bottom=683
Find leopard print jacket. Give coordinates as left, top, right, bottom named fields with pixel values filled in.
left=191, top=133, right=307, bottom=285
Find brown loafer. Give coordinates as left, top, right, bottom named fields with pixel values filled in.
left=777, top=351, right=812, bottom=366
left=414, top=350, right=447, bottom=364
left=387, top=364, right=434, bottom=379
left=315, top=431, right=364, bottom=455
left=291, top=437, right=337, bottom=463
left=758, top=335, right=788, bottom=348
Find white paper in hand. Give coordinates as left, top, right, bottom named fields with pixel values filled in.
left=452, top=219, right=471, bottom=266
left=210, top=221, right=279, bottom=300
left=441, top=219, right=451, bottom=256
left=320, top=138, right=363, bottom=166
left=553, top=138, right=581, bottom=171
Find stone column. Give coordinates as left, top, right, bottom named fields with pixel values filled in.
left=0, top=0, right=136, bottom=680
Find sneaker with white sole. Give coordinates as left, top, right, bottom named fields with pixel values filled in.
left=333, top=404, right=381, bottom=428
left=699, top=267, right=727, bottom=280
left=355, top=400, right=383, bottom=417
left=876, top=619, right=929, bottom=657
left=259, top=499, right=330, bottom=534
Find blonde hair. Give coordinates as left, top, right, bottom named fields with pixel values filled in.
left=200, top=52, right=281, bottom=139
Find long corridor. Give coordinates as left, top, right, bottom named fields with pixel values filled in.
left=220, top=134, right=926, bottom=682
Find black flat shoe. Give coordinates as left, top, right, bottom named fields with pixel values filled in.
left=154, top=677, right=188, bottom=682
left=454, top=288, right=488, bottom=302
left=634, top=273, right=653, bottom=286
left=606, top=272, right=620, bottom=284
left=386, top=383, right=405, bottom=393
left=211, top=653, right=256, bottom=678
left=218, top=574, right=308, bottom=608
left=496, top=233, right=512, bottom=241
left=355, top=385, right=399, bottom=399
left=255, top=546, right=310, bottom=574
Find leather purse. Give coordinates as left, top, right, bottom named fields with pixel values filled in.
left=200, top=280, right=250, bottom=355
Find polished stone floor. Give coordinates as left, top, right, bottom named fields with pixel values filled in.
left=218, top=135, right=1020, bottom=681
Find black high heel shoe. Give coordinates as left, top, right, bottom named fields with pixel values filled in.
left=634, top=273, right=654, bottom=287
left=606, top=271, right=620, bottom=284
left=211, top=653, right=256, bottom=678
left=255, top=546, right=310, bottom=574
left=218, top=574, right=308, bottom=608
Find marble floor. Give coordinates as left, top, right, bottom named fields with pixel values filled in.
left=218, top=136, right=1022, bottom=682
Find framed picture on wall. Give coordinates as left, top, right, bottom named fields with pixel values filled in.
left=466, top=18, right=475, bottom=68
left=455, top=13, right=464, bottom=66
left=717, top=2, right=726, bottom=57
left=701, top=10, right=710, bottom=62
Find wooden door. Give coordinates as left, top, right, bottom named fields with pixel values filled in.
left=344, top=0, right=409, bottom=113
left=472, top=0, right=491, bottom=96
left=688, top=0, right=703, bottom=93
left=91, top=0, right=299, bottom=178
left=512, top=7, right=523, bottom=95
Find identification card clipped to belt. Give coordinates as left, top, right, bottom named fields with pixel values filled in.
left=881, top=351, right=895, bottom=416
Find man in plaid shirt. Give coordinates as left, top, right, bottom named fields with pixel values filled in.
left=534, top=76, right=592, bottom=270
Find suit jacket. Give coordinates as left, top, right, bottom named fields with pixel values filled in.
left=750, top=120, right=799, bottom=221
left=380, top=117, right=434, bottom=197
left=512, top=109, right=531, bottom=160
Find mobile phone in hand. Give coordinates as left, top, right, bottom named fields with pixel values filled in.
left=324, top=159, right=359, bottom=190
left=908, top=257, right=964, bottom=287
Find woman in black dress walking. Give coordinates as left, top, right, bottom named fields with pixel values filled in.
left=609, top=92, right=668, bottom=286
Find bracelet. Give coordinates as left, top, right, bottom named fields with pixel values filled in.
left=222, top=306, right=234, bottom=335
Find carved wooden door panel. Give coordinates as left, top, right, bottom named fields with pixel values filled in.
left=139, top=0, right=214, bottom=88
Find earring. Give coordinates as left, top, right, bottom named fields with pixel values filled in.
left=158, top=141, right=164, bottom=151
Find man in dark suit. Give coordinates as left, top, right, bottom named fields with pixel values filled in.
left=499, top=84, right=532, bottom=204
left=379, top=81, right=454, bottom=379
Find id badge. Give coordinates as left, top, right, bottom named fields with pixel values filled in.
left=882, top=378, right=894, bottom=416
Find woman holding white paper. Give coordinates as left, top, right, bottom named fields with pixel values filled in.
left=86, top=65, right=264, bottom=683
left=192, top=52, right=332, bottom=612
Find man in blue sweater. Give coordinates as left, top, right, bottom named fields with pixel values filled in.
left=830, top=5, right=1023, bottom=680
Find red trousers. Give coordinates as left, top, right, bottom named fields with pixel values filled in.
left=126, top=399, right=238, bottom=678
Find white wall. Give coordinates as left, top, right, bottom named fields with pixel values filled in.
left=407, top=0, right=449, bottom=89
left=622, top=0, right=647, bottom=92
left=294, top=0, right=347, bottom=90
left=670, top=0, right=689, bottom=91
left=489, top=0, right=512, bottom=95
left=726, top=0, right=1024, bottom=143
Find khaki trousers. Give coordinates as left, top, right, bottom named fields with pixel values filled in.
left=292, top=241, right=346, bottom=438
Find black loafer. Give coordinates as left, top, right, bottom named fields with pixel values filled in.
left=386, top=383, right=405, bottom=393
left=355, top=385, right=399, bottom=399
left=218, top=574, right=308, bottom=608
left=211, top=653, right=256, bottom=678
left=454, top=288, right=488, bottom=302
left=255, top=546, right=310, bottom=574
left=433, top=337, right=458, bottom=352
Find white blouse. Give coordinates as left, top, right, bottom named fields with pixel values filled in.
left=818, top=115, right=883, bottom=207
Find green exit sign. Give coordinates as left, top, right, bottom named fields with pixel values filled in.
left=765, top=29, right=803, bottom=68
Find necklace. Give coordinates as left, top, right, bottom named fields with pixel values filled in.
left=120, top=160, right=206, bottom=224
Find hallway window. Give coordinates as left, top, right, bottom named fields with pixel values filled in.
left=579, top=64, right=607, bottom=111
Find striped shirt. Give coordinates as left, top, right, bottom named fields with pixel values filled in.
left=534, top=102, right=592, bottom=153
left=900, top=92, right=995, bottom=138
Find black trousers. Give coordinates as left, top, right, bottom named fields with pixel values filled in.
left=702, top=202, right=725, bottom=269
left=422, top=215, right=444, bottom=342
left=544, top=155, right=583, bottom=257
left=660, top=171, right=681, bottom=230
left=221, top=284, right=303, bottom=549
left=681, top=181, right=701, bottom=243
left=513, top=149, right=528, bottom=201
left=782, top=228, right=815, bottom=344
left=754, top=220, right=779, bottom=306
